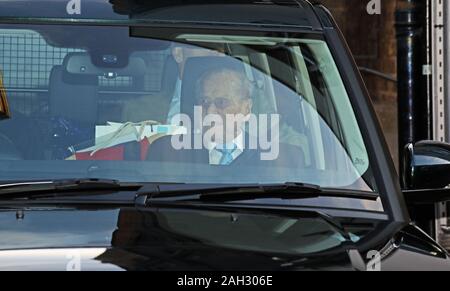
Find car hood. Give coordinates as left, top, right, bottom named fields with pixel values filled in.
left=0, top=205, right=448, bottom=271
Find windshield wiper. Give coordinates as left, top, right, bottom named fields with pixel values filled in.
left=0, top=178, right=143, bottom=200
left=135, top=182, right=379, bottom=205
left=1, top=179, right=377, bottom=204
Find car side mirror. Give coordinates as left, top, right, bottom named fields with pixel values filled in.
left=403, top=141, right=450, bottom=190
left=402, top=141, right=450, bottom=204
left=0, top=73, right=10, bottom=119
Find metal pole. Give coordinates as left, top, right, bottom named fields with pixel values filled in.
left=432, top=0, right=448, bottom=244
left=396, top=0, right=435, bottom=236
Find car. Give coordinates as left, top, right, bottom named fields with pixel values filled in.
left=0, top=0, right=450, bottom=271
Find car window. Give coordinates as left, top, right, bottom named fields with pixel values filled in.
left=0, top=24, right=381, bottom=211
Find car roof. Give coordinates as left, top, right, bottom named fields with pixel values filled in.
left=0, top=0, right=324, bottom=31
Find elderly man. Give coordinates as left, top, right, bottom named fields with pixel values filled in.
left=197, top=68, right=254, bottom=165
left=147, top=67, right=305, bottom=167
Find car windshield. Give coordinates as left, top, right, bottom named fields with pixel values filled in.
left=0, top=24, right=377, bottom=197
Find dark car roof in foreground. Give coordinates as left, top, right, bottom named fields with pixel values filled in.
left=0, top=0, right=324, bottom=30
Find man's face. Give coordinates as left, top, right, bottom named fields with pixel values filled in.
left=200, top=71, right=252, bottom=143
left=202, top=86, right=252, bottom=118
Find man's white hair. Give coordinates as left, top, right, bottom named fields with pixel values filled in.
left=199, top=68, right=254, bottom=101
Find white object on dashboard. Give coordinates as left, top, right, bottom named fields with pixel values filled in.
left=76, top=121, right=187, bottom=154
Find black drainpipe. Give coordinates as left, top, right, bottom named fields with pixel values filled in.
left=396, top=0, right=429, bottom=175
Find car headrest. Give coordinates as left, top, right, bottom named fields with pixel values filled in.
left=49, top=65, right=99, bottom=124
left=180, top=56, right=250, bottom=117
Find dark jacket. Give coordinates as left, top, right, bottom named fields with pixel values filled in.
left=146, top=133, right=305, bottom=168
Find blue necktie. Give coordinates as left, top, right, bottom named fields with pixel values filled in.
left=216, top=144, right=237, bottom=165
left=166, top=78, right=182, bottom=124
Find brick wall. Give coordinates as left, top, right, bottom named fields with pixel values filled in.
left=319, top=0, right=397, bottom=100
left=318, top=0, right=399, bottom=168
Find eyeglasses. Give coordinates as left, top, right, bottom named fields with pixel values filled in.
left=199, top=97, right=234, bottom=110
